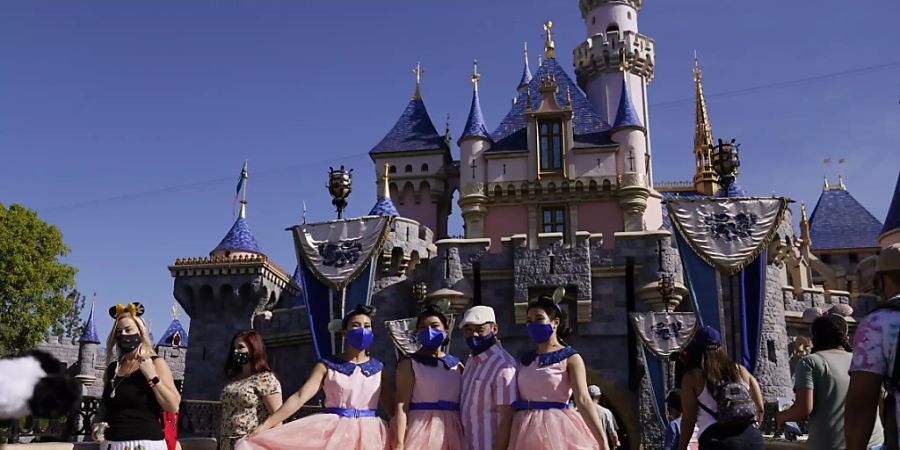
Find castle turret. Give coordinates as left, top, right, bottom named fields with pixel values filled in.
left=369, top=63, right=454, bottom=238
left=517, top=42, right=533, bottom=94
left=76, top=301, right=100, bottom=389
left=458, top=60, right=492, bottom=238
left=611, top=78, right=651, bottom=231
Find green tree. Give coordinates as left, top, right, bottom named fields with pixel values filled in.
left=51, top=289, right=87, bottom=344
left=0, top=203, right=77, bottom=355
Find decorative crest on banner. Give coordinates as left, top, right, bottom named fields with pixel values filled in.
left=666, top=197, right=787, bottom=274
left=629, top=312, right=698, bottom=358
left=290, top=215, right=392, bottom=290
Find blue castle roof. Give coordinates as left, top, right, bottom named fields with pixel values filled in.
left=213, top=217, right=262, bottom=255
left=369, top=97, right=449, bottom=155
left=369, top=196, right=399, bottom=217
left=882, top=171, right=900, bottom=239
left=612, top=80, right=643, bottom=130
left=809, top=188, right=883, bottom=251
left=489, top=58, right=612, bottom=152
left=79, top=305, right=100, bottom=344
left=518, top=53, right=533, bottom=90
left=459, top=87, right=491, bottom=144
left=157, top=319, right=189, bottom=347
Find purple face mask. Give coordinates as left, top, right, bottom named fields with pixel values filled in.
left=526, top=322, right=554, bottom=344
left=346, top=327, right=374, bottom=350
left=417, top=327, right=447, bottom=350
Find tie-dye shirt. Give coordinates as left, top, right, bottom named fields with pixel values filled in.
left=849, top=296, right=900, bottom=447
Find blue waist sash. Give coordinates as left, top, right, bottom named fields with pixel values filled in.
left=511, top=400, right=568, bottom=410
left=324, top=407, right=377, bottom=418
left=409, top=401, right=460, bottom=411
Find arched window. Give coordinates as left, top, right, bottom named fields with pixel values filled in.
left=607, top=24, right=619, bottom=34
left=405, top=164, right=413, bottom=173
left=602, top=179, right=612, bottom=191
left=421, top=163, right=429, bottom=172
left=388, top=165, right=397, bottom=174
left=539, top=120, right=563, bottom=173
left=494, top=185, right=503, bottom=198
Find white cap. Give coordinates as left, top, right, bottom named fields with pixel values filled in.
left=588, top=385, right=601, bottom=397
left=458, top=305, right=496, bottom=329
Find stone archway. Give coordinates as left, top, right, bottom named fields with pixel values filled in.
left=584, top=365, right=640, bottom=450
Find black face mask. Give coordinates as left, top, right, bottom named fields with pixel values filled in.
left=232, top=351, right=251, bottom=365
left=117, top=333, right=141, bottom=353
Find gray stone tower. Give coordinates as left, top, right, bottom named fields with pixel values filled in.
left=76, top=302, right=102, bottom=396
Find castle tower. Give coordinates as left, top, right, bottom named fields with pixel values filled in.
left=516, top=42, right=533, bottom=94
left=692, top=55, right=719, bottom=196
left=369, top=63, right=454, bottom=238
left=458, top=60, right=492, bottom=238
left=168, top=179, right=298, bottom=400
left=610, top=77, right=650, bottom=231
left=154, top=303, right=189, bottom=391
left=76, top=301, right=100, bottom=390
left=574, top=0, right=654, bottom=141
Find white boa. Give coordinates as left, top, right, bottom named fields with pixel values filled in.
left=0, top=356, right=47, bottom=419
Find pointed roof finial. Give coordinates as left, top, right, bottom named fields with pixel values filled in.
left=471, top=59, right=480, bottom=93
left=412, top=61, right=423, bottom=100
left=839, top=175, right=846, bottom=190
left=518, top=42, right=533, bottom=90
left=800, top=201, right=811, bottom=243
left=565, top=85, right=573, bottom=110
left=823, top=176, right=829, bottom=191
left=171, top=302, right=181, bottom=321
left=382, top=162, right=391, bottom=198
left=543, top=21, right=555, bottom=59
left=526, top=87, right=533, bottom=112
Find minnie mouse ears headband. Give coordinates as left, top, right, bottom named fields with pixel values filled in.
left=108, top=302, right=145, bottom=319
left=535, top=287, right=566, bottom=316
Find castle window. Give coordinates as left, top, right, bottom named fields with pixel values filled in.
left=421, top=163, right=429, bottom=172
left=541, top=206, right=566, bottom=234
left=389, top=165, right=397, bottom=174
left=405, top=164, right=413, bottom=173
left=849, top=253, right=859, bottom=263
left=539, top=120, right=563, bottom=173
left=606, top=24, right=619, bottom=37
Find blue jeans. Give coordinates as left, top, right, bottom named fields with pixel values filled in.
left=698, top=423, right=763, bottom=450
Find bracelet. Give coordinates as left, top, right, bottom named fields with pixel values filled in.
left=147, top=376, right=160, bottom=388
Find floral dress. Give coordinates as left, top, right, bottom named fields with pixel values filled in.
left=218, top=371, right=282, bottom=450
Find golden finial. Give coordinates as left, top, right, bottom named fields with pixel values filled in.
left=839, top=175, right=846, bottom=190
left=543, top=21, right=555, bottom=59
left=823, top=176, right=829, bottom=191
left=239, top=201, right=247, bottom=219
left=471, top=59, right=480, bottom=93
left=693, top=50, right=702, bottom=81
left=382, top=162, right=391, bottom=198
left=412, top=62, right=423, bottom=100
left=800, top=202, right=810, bottom=242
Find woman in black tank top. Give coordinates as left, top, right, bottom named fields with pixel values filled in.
left=91, top=303, right=181, bottom=450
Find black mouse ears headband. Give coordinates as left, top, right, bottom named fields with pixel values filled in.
left=108, top=302, right=145, bottom=319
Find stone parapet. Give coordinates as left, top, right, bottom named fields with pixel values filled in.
left=574, top=30, right=655, bottom=86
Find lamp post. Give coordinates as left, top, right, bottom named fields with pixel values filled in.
left=327, top=166, right=353, bottom=219
left=413, top=282, right=428, bottom=305
left=711, top=138, right=740, bottom=198
left=657, top=271, right=674, bottom=313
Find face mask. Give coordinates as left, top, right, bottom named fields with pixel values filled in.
left=346, top=327, right=374, bottom=351
left=527, top=322, right=554, bottom=344
left=117, top=333, right=141, bottom=353
left=232, top=351, right=251, bottom=365
left=465, top=331, right=495, bottom=355
left=417, top=327, right=447, bottom=351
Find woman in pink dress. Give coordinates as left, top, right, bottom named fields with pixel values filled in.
left=393, top=305, right=464, bottom=450
left=236, top=305, right=393, bottom=450
left=508, top=296, right=609, bottom=450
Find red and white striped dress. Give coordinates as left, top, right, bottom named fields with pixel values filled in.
left=460, top=342, right=518, bottom=450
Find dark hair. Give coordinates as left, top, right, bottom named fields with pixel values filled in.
left=416, top=304, right=449, bottom=329
left=692, top=346, right=740, bottom=392
left=224, top=330, right=272, bottom=380
left=811, top=314, right=850, bottom=353
left=526, top=296, right=572, bottom=341
left=666, top=389, right=682, bottom=412
left=341, top=304, right=377, bottom=330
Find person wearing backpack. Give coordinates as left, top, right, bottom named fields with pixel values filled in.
left=776, top=314, right=884, bottom=449
left=848, top=244, right=900, bottom=450
left=677, top=326, right=764, bottom=450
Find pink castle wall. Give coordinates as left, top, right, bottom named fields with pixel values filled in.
left=578, top=201, right=623, bottom=249
left=484, top=205, right=529, bottom=252
left=395, top=180, right=439, bottom=237
left=486, top=156, right=529, bottom=183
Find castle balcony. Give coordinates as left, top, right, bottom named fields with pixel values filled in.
left=574, top=30, right=655, bottom=86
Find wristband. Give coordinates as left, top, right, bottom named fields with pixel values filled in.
left=148, top=376, right=160, bottom=388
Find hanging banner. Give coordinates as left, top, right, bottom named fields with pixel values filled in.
left=290, top=216, right=391, bottom=290
left=667, top=198, right=787, bottom=275
left=630, top=312, right=699, bottom=358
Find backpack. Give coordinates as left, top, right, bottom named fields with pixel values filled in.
left=698, top=380, right=756, bottom=426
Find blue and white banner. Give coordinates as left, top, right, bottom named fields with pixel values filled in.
left=629, top=312, right=698, bottom=358
left=667, top=198, right=786, bottom=275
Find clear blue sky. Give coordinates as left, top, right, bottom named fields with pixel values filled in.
left=2, top=1, right=898, bottom=335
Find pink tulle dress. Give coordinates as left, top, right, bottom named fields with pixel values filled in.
left=235, top=356, right=389, bottom=450
left=402, top=354, right=465, bottom=450
left=507, top=347, right=599, bottom=450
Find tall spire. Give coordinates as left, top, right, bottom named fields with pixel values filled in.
left=369, top=162, right=399, bottom=217
left=460, top=59, right=491, bottom=144
left=79, top=298, right=100, bottom=344
left=382, top=162, right=391, bottom=198
left=692, top=52, right=718, bottom=196
left=543, top=21, right=555, bottom=59
left=412, top=62, right=423, bottom=100
left=518, top=42, right=533, bottom=91
left=800, top=202, right=811, bottom=244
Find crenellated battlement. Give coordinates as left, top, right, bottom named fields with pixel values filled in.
left=377, top=217, right=437, bottom=277
left=579, top=0, right=643, bottom=17
left=574, top=30, right=655, bottom=86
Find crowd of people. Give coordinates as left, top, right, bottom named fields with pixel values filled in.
left=83, top=243, right=900, bottom=450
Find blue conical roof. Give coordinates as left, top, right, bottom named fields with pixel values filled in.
left=369, top=196, right=399, bottom=217
left=212, top=217, right=261, bottom=255
left=79, top=304, right=100, bottom=344
left=459, top=88, right=491, bottom=144
left=810, top=187, right=883, bottom=250
left=612, top=79, right=643, bottom=130
left=518, top=52, right=533, bottom=90
left=157, top=319, right=189, bottom=347
left=882, top=171, right=900, bottom=239
left=369, top=97, right=449, bottom=155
